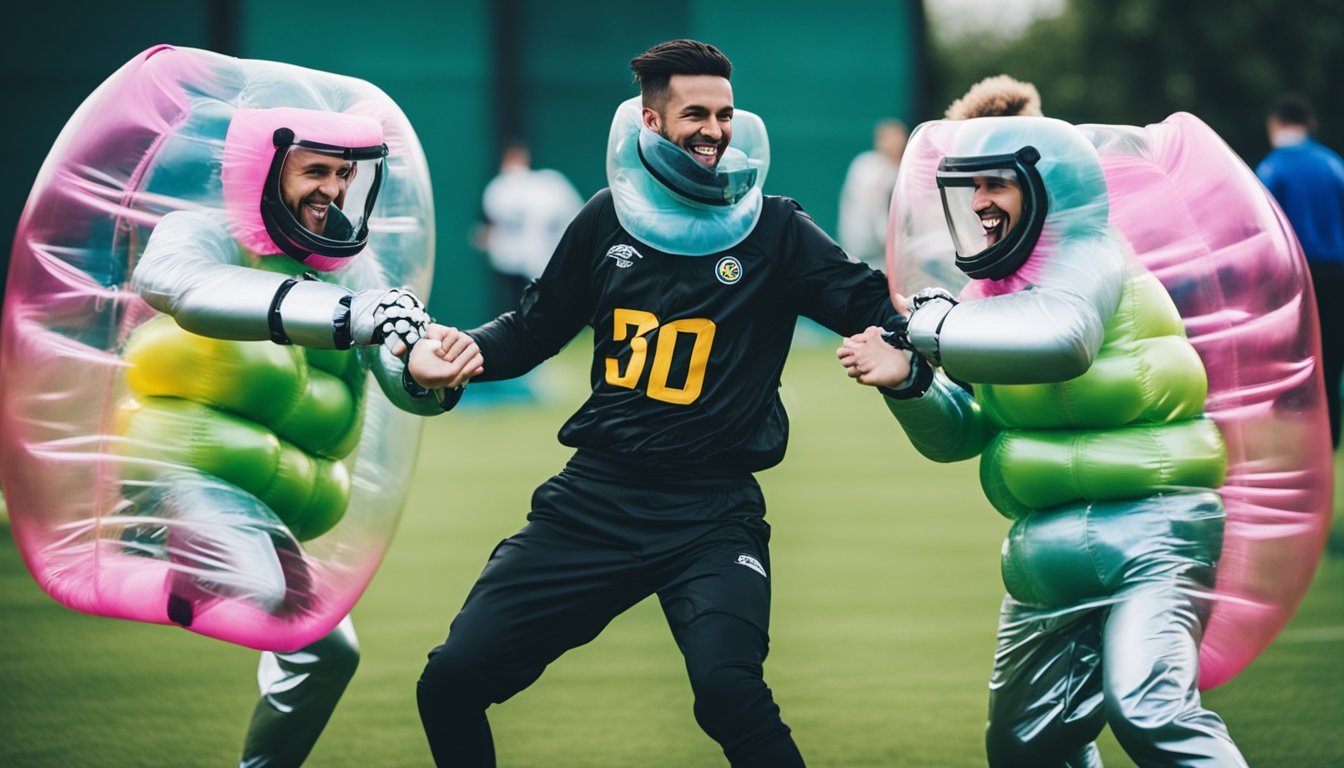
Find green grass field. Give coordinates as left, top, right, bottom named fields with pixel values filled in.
left=2, top=338, right=1342, bottom=767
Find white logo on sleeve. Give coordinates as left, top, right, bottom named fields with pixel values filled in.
left=605, top=244, right=643, bottom=268
left=735, top=553, right=767, bottom=578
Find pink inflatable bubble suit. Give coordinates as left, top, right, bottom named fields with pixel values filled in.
left=0, top=46, right=435, bottom=651
left=886, top=113, right=1332, bottom=690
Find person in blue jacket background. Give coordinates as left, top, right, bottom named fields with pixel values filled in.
left=1257, top=93, right=1344, bottom=449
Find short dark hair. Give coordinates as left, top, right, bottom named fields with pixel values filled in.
left=1270, top=93, right=1316, bottom=130
left=629, top=39, right=732, bottom=110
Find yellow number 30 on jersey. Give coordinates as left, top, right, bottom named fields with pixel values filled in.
left=605, top=308, right=716, bottom=405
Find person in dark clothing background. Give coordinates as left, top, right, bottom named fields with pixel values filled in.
left=406, top=39, right=903, bottom=768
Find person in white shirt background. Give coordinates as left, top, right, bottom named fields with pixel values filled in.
left=837, top=118, right=907, bottom=270
left=477, top=140, right=585, bottom=316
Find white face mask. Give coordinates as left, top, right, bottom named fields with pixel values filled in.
left=1270, top=125, right=1308, bottom=148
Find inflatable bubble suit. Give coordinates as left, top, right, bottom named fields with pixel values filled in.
left=0, top=45, right=435, bottom=651
left=887, top=112, right=1333, bottom=690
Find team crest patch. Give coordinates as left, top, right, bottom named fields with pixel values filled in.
left=716, top=256, right=742, bottom=285
left=735, top=553, right=767, bottom=578
left=605, top=244, right=643, bottom=268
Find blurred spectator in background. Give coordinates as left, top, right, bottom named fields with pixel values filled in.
left=476, top=139, right=584, bottom=316
left=1257, top=94, right=1344, bottom=449
left=838, top=118, right=907, bottom=269
left=945, top=74, right=1043, bottom=120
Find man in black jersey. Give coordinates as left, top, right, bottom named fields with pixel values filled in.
left=408, top=39, right=903, bottom=768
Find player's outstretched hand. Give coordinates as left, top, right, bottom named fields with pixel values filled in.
left=837, top=326, right=912, bottom=388
left=408, top=323, right=484, bottom=390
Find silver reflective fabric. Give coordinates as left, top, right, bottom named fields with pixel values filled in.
left=985, top=494, right=1245, bottom=766
left=241, top=617, right=360, bottom=768
left=132, top=210, right=444, bottom=416
left=276, top=280, right=351, bottom=348
left=935, top=234, right=1123, bottom=384
left=134, top=211, right=289, bottom=340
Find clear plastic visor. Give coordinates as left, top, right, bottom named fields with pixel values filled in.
left=273, top=145, right=384, bottom=244
left=937, top=168, right=1024, bottom=260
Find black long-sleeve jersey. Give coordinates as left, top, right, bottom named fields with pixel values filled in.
left=466, top=189, right=902, bottom=475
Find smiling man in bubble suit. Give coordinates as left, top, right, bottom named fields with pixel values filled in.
left=125, top=103, right=474, bottom=767
left=838, top=116, right=1250, bottom=766
left=1, top=46, right=474, bottom=768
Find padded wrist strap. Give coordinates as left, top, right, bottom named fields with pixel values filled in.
left=267, top=279, right=300, bottom=345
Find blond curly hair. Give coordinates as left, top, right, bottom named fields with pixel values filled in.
left=945, top=75, right=1043, bottom=120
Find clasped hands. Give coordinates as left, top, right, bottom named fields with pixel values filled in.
left=836, top=291, right=915, bottom=389
left=837, top=326, right=913, bottom=388
left=399, top=323, right=484, bottom=391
